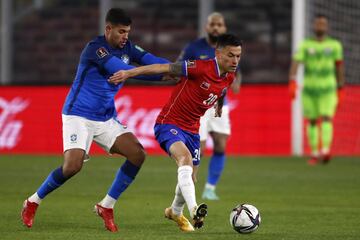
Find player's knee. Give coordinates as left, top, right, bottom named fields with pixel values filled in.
left=213, top=143, right=226, bottom=153
left=136, top=147, right=146, bottom=164
left=213, top=140, right=226, bottom=153
left=322, top=116, right=332, bottom=122
left=178, top=153, right=193, bottom=166
left=128, top=146, right=146, bottom=166
left=212, top=136, right=228, bottom=153
left=62, top=161, right=83, bottom=178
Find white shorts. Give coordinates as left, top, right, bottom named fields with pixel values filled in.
left=62, top=114, right=131, bottom=154
left=199, top=105, right=231, bottom=141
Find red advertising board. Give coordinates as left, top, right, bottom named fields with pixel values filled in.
left=0, top=85, right=359, bottom=156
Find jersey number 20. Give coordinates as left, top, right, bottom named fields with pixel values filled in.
left=203, top=93, right=218, bottom=106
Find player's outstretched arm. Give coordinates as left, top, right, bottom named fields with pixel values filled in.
left=108, top=62, right=183, bottom=84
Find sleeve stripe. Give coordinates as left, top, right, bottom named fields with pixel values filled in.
left=182, top=61, right=188, bottom=76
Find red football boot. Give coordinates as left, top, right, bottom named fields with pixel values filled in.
left=21, top=199, right=39, bottom=228
left=307, top=156, right=319, bottom=166
left=94, top=204, right=118, bottom=232
left=322, top=153, right=331, bottom=164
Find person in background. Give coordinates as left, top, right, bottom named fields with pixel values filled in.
left=289, top=14, right=345, bottom=165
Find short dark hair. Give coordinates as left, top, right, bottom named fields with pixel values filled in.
left=105, top=8, right=132, bottom=26
left=315, top=14, right=327, bottom=19
left=216, top=34, right=243, bottom=49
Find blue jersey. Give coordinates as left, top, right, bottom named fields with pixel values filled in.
left=178, top=38, right=215, bottom=60
left=62, top=36, right=168, bottom=121
left=178, top=37, right=231, bottom=105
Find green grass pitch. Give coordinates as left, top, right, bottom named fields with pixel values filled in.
left=0, top=154, right=359, bottom=240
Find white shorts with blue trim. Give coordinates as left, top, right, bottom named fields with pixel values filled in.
left=199, top=105, right=231, bottom=141
left=62, top=114, right=131, bottom=154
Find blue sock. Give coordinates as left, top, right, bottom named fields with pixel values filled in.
left=207, top=152, right=226, bottom=186
left=108, top=160, right=140, bottom=200
left=37, top=167, right=68, bottom=199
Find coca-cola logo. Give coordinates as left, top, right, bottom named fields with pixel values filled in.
left=114, top=95, right=160, bottom=148
left=0, top=97, right=29, bottom=149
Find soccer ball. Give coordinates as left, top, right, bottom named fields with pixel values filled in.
left=229, top=203, right=261, bottom=234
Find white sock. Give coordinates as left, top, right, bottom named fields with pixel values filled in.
left=312, top=150, right=319, bottom=158
left=28, top=192, right=42, bottom=204
left=205, top=183, right=216, bottom=190
left=99, top=194, right=116, bottom=209
left=177, top=166, right=197, bottom=217
left=322, top=147, right=330, bottom=155
left=171, top=184, right=185, bottom=216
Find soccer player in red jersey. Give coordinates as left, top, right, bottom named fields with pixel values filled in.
left=109, top=33, right=242, bottom=231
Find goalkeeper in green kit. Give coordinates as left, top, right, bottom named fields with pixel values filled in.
left=289, top=14, right=345, bottom=165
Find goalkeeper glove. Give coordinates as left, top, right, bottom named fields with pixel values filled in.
left=337, top=87, right=344, bottom=106
left=289, top=80, right=297, bottom=100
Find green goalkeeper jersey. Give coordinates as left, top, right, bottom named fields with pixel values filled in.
left=293, top=37, right=343, bottom=93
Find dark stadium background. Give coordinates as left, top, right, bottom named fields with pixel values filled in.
left=1, top=1, right=360, bottom=240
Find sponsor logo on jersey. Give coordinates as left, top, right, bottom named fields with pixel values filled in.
left=121, top=54, right=130, bottom=64
left=199, top=55, right=209, bottom=59
left=186, top=60, right=196, bottom=68
left=170, top=129, right=178, bottom=135
left=307, top=48, right=316, bottom=55
left=70, top=134, right=77, bottom=143
left=96, top=47, right=109, bottom=58
left=200, top=81, right=210, bottom=90
left=324, top=47, right=333, bottom=55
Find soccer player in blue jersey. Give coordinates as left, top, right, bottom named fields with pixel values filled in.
left=21, top=8, right=168, bottom=232
left=178, top=12, right=241, bottom=200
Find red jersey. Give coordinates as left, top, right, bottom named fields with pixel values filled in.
left=156, top=59, right=235, bottom=133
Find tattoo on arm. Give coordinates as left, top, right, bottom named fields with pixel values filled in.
left=169, top=62, right=183, bottom=76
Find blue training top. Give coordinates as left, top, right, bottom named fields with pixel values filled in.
left=62, top=35, right=168, bottom=121
left=178, top=38, right=215, bottom=61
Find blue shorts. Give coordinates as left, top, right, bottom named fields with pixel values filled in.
left=154, top=123, right=200, bottom=166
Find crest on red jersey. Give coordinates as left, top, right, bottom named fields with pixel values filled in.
left=96, top=47, right=109, bottom=58
left=200, top=81, right=210, bottom=90
left=186, top=60, right=196, bottom=68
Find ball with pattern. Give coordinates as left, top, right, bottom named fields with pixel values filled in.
left=229, top=203, right=261, bottom=234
